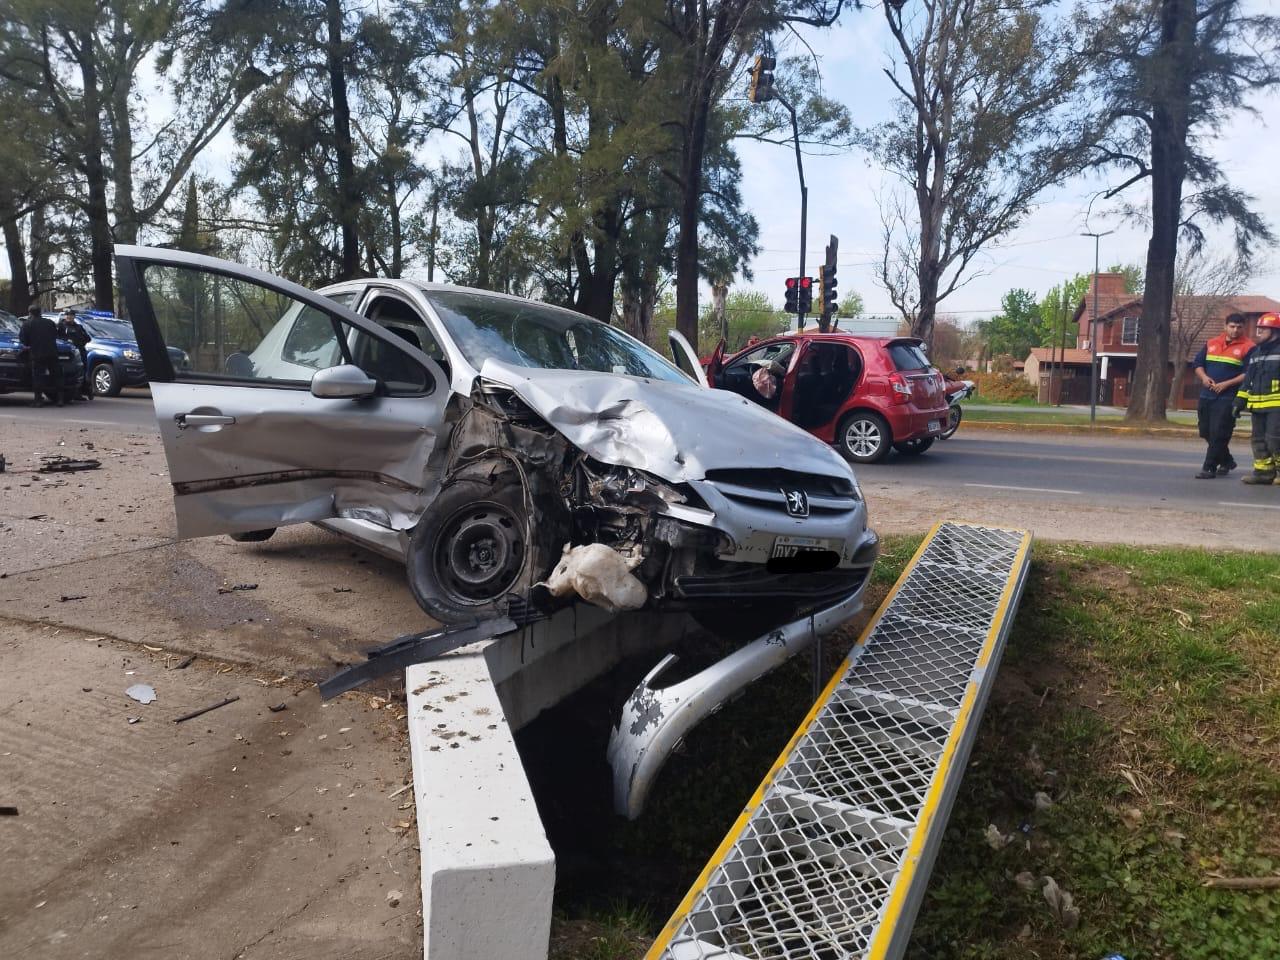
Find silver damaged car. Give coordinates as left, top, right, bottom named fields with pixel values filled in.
left=114, top=246, right=878, bottom=634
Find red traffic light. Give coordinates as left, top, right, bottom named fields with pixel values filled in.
left=800, top=277, right=812, bottom=289
left=785, top=277, right=797, bottom=289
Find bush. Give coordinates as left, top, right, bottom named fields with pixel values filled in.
left=970, top=371, right=1037, bottom=403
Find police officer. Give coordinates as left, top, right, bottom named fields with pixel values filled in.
left=57, top=309, right=92, bottom=400
left=18, top=304, right=64, bottom=407
left=1234, top=312, right=1280, bottom=485
left=1192, top=314, right=1254, bottom=478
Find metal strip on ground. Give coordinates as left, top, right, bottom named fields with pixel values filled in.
left=646, top=521, right=1033, bottom=960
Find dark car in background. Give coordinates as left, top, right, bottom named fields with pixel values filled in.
left=0, top=308, right=86, bottom=399
left=57, top=311, right=191, bottom=395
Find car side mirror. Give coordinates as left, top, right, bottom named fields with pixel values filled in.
left=311, top=364, right=378, bottom=399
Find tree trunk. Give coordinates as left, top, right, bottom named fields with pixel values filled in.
left=326, top=0, right=359, bottom=280
left=620, top=262, right=658, bottom=346
left=2, top=208, right=31, bottom=314
left=78, top=32, right=115, bottom=310
left=674, top=91, right=711, bottom=353
left=1126, top=0, right=1193, bottom=423
left=711, top=279, right=728, bottom=342
left=109, top=6, right=137, bottom=250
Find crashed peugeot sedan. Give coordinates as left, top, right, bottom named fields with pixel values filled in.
left=117, top=245, right=882, bottom=814
left=115, top=245, right=878, bottom=636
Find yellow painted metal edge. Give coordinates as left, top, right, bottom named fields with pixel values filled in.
left=645, top=519, right=957, bottom=958
left=864, top=527, right=1033, bottom=959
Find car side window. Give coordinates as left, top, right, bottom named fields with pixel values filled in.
left=281, top=306, right=344, bottom=371
left=364, top=294, right=451, bottom=380
left=141, top=263, right=360, bottom=385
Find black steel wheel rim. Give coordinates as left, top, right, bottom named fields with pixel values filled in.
left=434, top=502, right=525, bottom=605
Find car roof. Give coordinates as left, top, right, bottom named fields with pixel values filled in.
left=320, top=277, right=601, bottom=325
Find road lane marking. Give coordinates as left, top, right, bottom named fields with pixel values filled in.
left=965, top=482, right=1082, bottom=495
left=1217, top=501, right=1280, bottom=511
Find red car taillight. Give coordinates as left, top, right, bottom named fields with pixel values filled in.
left=888, top=373, right=913, bottom=404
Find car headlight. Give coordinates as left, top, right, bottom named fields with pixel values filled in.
left=123, top=349, right=142, bottom=361
left=0, top=348, right=19, bottom=360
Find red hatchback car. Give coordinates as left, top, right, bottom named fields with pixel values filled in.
left=671, top=331, right=949, bottom=463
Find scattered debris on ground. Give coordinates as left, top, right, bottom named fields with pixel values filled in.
left=125, top=683, right=157, bottom=704
left=38, top=456, right=102, bottom=473
left=173, top=695, right=239, bottom=723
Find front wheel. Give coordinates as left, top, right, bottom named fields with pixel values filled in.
left=91, top=362, right=121, bottom=397
left=837, top=411, right=892, bottom=463
left=407, top=477, right=561, bottom=624
left=893, top=437, right=934, bottom=456
left=940, top=404, right=962, bottom=439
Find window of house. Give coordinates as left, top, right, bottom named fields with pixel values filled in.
left=1121, top=316, right=1139, bottom=345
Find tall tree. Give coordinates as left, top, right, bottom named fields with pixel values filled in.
left=665, top=1, right=845, bottom=348
left=981, top=287, right=1044, bottom=359
left=2, top=0, right=263, bottom=306
left=1085, top=0, right=1279, bottom=422
left=867, top=0, right=1087, bottom=344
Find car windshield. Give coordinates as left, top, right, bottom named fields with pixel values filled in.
left=83, top=318, right=136, bottom=341
left=0, top=311, right=19, bottom=335
left=424, top=290, right=690, bottom=383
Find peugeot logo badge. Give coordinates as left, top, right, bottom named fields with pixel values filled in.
left=782, top=489, right=809, bottom=518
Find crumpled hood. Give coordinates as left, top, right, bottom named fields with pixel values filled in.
left=480, top=359, right=854, bottom=483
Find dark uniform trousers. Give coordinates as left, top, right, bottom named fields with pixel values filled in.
left=1197, top=394, right=1238, bottom=471
left=31, top=356, right=63, bottom=403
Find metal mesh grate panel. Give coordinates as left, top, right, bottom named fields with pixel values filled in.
left=651, top=522, right=1031, bottom=960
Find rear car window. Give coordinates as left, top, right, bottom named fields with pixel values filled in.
left=888, top=342, right=930, bottom=371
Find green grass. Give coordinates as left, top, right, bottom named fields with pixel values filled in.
left=963, top=407, right=1203, bottom=429
left=970, top=393, right=1042, bottom=406
left=550, top=540, right=1280, bottom=960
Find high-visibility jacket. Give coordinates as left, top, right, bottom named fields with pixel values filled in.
left=1239, top=337, right=1280, bottom=411
left=1194, top=333, right=1255, bottom=399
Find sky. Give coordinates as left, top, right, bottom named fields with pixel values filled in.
left=736, top=3, right=1280, bottom=325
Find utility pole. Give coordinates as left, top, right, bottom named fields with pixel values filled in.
left=776, top=91, right=807, bottom=329
left=747, top=53, right=809, bottom=330
left=1081, top=230, right=1114, bottom=425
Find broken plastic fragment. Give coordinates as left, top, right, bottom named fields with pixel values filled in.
left=540, top=543, right=647, bottom=612
left=125, top=683, right=157, bottom=704
left=1041, top=876, right=1080, bottom=929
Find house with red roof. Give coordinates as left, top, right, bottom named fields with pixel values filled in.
left=1023, top=273, right=1280, bottom=409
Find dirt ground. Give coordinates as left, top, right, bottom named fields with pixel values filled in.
left=1, top=417, right=428, bottom=959
left=0, top=411, right=1264, bottom=959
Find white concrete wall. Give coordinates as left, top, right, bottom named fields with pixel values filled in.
left=407, top=649, right=555, bottom=960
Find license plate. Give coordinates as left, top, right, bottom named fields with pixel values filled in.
left=927, top=419, right=941, bottom=432
left=771, top=535, right=841, bottom=559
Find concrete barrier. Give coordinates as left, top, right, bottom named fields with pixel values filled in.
left=407, top=648, right=554, bottom=960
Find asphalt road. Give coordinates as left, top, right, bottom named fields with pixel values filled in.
left=3, top=388, right=1276, bottom=516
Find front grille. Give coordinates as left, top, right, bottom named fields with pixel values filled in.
left=673, top=564, right=867, bottom=602
left=704, top=468, right=860, bottom=515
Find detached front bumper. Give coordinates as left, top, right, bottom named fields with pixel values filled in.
left=606, top=536, right=877, bottom=820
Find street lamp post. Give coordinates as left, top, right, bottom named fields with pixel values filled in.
left=1081, top=230, right=1114, bottom=425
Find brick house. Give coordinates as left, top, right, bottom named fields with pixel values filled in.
left=1024, top=273, right=1280, bottom=409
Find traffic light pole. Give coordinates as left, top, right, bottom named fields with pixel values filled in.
left=776, top=92, right=808, bottom=329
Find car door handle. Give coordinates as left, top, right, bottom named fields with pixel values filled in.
left=176, top=413, right=236, bottom=429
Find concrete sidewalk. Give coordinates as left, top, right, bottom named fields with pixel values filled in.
left=1, top=417, right=428, bottom=959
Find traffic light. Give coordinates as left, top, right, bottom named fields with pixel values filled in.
left=748, top=54, right=776, bottom=104
left=784, top=276, right=798, bottom=313
left=798, top=276, right=813, bottom=314
left=819, top=263, right=838, bottom=316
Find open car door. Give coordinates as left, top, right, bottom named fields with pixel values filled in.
left=115, top=245, right=449, bottom=540
left=667, top=330, right=709, bottom=388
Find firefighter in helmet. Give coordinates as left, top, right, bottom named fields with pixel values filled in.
left=1234, top=312, right=1280, bottom=485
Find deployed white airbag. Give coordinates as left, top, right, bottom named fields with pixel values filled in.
left=541, top=543, right=648, bottom=612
